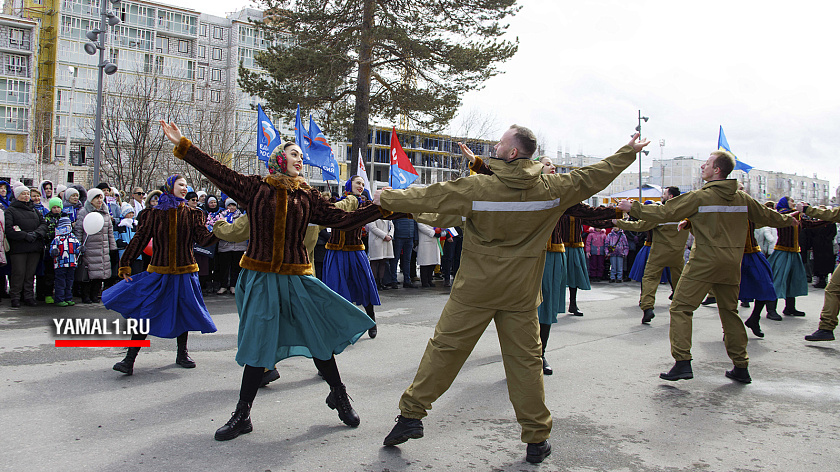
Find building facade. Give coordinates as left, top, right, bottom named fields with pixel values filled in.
left=0, top=13, right=37, bottom=154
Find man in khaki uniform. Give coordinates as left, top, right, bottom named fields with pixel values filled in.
left=374, top=125, right=650, bottom=464
left=615, top=186, right=689, bottom=324
left=618, top=151, right=797, bottom=384
left=796, top=202, right=840, bottom=342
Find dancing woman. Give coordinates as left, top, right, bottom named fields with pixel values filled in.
left=323, top=176, right=382, bottom=339
left=103, top=174, right=218, bottom=374
left=159, top=122, right=387, bottom=441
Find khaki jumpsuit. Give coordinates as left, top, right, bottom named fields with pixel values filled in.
left=380, top=145, right=637, bottom=443
left=629, top=180, right=795, bottom=368
left=803, top=206, right=840, bottom=331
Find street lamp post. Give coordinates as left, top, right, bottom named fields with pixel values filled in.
left=63, top=66, right=78, bottom=186
left=636, top=110, right=649, bottom=201
left=84, top=0, right=121, bottom=186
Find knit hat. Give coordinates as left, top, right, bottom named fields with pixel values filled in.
left=225, top=198, right=237, bottom=207
left=56, top=217, right=72, bottom=235
left=111, top=187, right=120, bottom=198
left=96, top=182, right=111, bottom=190
left=120, top=202, right=134, bottom=216
left=186, top=191, right=198, bottom=201
left=207, top=196, right=217, bottom=204
left=87, top=188, right=104, bottom=203
left=55, top=184, right=67, bottom=196
left=13, top=185, right=29, bottom=198
left=196, top=190, right=206, bottom=199
left=48, top=197, right=63, bottom=210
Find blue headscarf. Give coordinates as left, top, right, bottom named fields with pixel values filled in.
left=776, top=196, right=790, bottom=211
left=156, top=174, right=187, bottom=210
left=0, top=180, right=10, bottom=209
left=339, top=178, right=371, bottom=202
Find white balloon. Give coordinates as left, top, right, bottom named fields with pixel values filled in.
left=82, top=212, right=104, bottom=235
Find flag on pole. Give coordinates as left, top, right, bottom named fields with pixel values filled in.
left=307, top=115, right=333, bottom=170
left=389, top=127, right=418, bottom=189
left=718, top=126, right=753, bottom=173
left=356, top=149, right=372, bottom=194
left=256, top=104, right=280, bottom=163
left=294, top=104, right=311, bottom=164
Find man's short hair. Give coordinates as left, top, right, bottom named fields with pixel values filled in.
left=765, top=201, right=775, bottom=208
left=666, top=186, right=681, bottom=198
left=709, top=150, right=736, bottom=178
left=509, top=124, right=537, bottom=158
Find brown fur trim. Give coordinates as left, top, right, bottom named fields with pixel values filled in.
left=325, top=229, right=347, bottom=250
left=174, top=137, right=192, bottom=160
left=745, top=245, right=761, bottom=254
left=146, top=263, right=199, bottom=274
left=615, top=210, right=623, bottom=219
left=644, top=241, right=652, bottom=247
left=264, top=173, right=309, bottom=191
left=470, top=157, right=484, bottom=172
left=270, top=189, right=288, bottom=271
left=773, top=245, right=799, bottom=252
left=168, top=209, right=178, bottom=272
left=118, top=266, right=132, bottom=278
left=378, top=207, right=393, bottom=218
left=338, top=244, right=365, bottom=251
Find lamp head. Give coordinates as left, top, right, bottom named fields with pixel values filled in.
left=86, top=30, right=100, bottom=41
left=84, top=42, right=98, bottom=55
left=106, top=12, right=121, bottom=26
left=102, top=61, right=118, bottom=75
left=641, top=116, right=649, bottom=122
left=642, top=150, right=650, bottom=156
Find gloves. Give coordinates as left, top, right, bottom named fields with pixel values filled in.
left=24, top=232, right=36, bottom=243
left=50, top=247, right=59, bottom=257
left=79, top=246, right=86, bottom=255
left=116, top=239, right=127, bottom=249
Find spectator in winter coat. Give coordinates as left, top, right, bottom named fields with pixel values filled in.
left=62, top=187, right=83, bottom=222
left=50, top=217, right=84, bottom=306
left=0, top=180, right=11, bottom=210
left=215, top=199, right=246, bottom=295
left=5, top=186, right=48, bottom=307
left=39, top=180, right=54, bottom=201
left=36, top=197, right=65, bottom=304
left=585, top=227, right=607, bottom=280
left=116, top=203, right=143, bottom=276
left=366, top=219, right=394, bottom=290
left=416, top=223, right=441, bottom=288
left=392, top=218, right=418, bottom=288
left=605, top=228, right=629, bottom=283
left=73, top=188, right=117, bottom=303
left=30, top=188, right=47, bottom=215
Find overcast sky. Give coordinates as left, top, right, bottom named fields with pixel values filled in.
left=178, top=0, right=840, bottom=189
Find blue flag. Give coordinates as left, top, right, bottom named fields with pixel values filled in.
left=295, top=104, right=311, bottom=164
left=256, top=104, right=280, bottom=163
left=389, top=127, right=418, bottom=189
left=307, top=115, right=334, bottom=170
left=718, top=126, right=753, bottom=173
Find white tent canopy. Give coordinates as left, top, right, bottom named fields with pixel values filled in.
left=608, top=184, right=663, bottom=201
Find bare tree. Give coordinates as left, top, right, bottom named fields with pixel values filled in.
left=93, top=66, right=192, bottom=192
left=454, top=107, right=499, bottom=141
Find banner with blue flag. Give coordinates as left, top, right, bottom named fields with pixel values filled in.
left=256, top=104, right=280, bottom=163
left=718, top=126, right=753, bottom=173
left=307, top=115, right=334, bottom=170
left=389, top=127, right=418, bottom=189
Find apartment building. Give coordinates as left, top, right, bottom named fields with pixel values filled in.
left=0, top=13, right=37, bottom=153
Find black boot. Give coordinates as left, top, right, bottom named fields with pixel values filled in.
left=383, top=415, right=424, bottom=446
left=526, top=440, right=552, bottom=464
left=326, top=384, right=360, bottom=427
left=113, top=347, right=141, bottom=375
left=542, top=356, right=553, bottom=376
left=783, top=297, right=806, bottom=316
left=642, top=308, right=655, bottom=324
left=701, top=296, right=716, bottom=306
left=766, top=300, right=782, bottom=321
left=745, top=301, right=765, bottom=337
left=176, top=333, right=196, bottom=368
left=725, top=366, right=752, bottom=384
left=214, top=400, right=253, bottom=441
left=365, top=305, right=377, bottom=339
left=539, top=323, right=552, bottom=375
left=568, top=288, right=583, bottom=316
left=659, top=360, right=693, bottom=381
left=260, top=368, right=280, bottom=387
left=805, top=329, right=835, bottom=341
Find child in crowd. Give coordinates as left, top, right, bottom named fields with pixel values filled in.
left=50, top=217, right=84, bottom=306
left=605, top=227, right=629, bottom=283
left=214, top=199, right=246, bottom=295
left=38, top=197, right=64, bottom=303
left=115, top=203, right=143, bottom=275
left=586, top=227, right=608, bottom=281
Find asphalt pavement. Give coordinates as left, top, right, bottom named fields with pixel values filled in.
left=1, top=278, right=839, bottom=472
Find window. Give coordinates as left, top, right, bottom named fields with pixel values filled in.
left=212, top=47, right=222, bottom=61
left=197, top=66, right=205, bottom=79
left=210, top=89, right=220, bottom=102
left=110, top=48, right=119, bottom=64
left=178, top=40, right=189, bottom=53
left=155, top=56, right=164, bottom=74
left=9, top=28, right=24, bottom=46
left=155, top=36, right=168, bottom=53
left=196, top=88, right=203, bottom=101
left=67, top=171, right=74, bottom=183
left=200, top=24, right=207, bottom=37
left=6, top=55, right=25, bottom=75
left=197, top=45, right=205, bottom=59
left=211, top=68, right=221, bottom=82
left=213, top=26, right=224, bottom=40
left=5, top=137, right=16, bottom=151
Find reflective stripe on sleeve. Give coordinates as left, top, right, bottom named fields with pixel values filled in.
left=472, top=198, right=562, bottom=212
left=697, top=205, right=748, bottom=213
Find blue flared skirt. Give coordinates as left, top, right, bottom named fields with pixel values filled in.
left=739, top=252, right=777, bottom=301
left=628, top=245, right=671, bottom=284
left=538, top=251, right=567, bottom=325
left=323, top=249, right=381, bottom=306
left=565, top=247, right=590, bottom=290
left=102, top=271, right=216, bottom=338
left=234, top=269, right=375, bottom=368
left=768, top=250, right=808, bottom=299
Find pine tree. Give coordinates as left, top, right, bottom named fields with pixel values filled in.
left=239, top=0, right=519, bottom=171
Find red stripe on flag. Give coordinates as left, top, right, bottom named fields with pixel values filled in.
left=55, top=340, right=151, bottom=348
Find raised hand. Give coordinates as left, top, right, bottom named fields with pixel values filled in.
left=160, top=120, right=183, bottom=145
left=457, top=142, right=476, bottom=164
left=628, top=132, right=651, bottom=153
left=616, top=199, right=633, bottom=212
